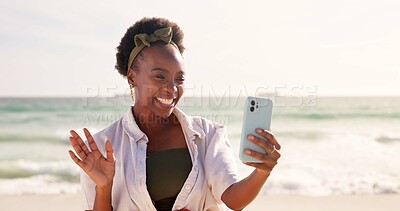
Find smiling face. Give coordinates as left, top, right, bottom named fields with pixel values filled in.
left=128, top=43, right=185, bottom=119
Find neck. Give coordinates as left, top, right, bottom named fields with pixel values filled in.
left=132, top=106, right=178, bottom=133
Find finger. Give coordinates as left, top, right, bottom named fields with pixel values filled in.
left=83, top=128, right=98, bottom=152
left=68, top=150, right=85, bottom=169
left=247, top=134, right=275, bottom=155
left=69, top=136, right=88, bottom=160
left=256, top=128, right=281, bottom=150
left=248, top=135, right=281, bottom=160
left=69, top=130, right=91, bottom=154
left=244, top=149, right=274, bottom=163
left=105, top=140, right=115, bottom=163
left=244, top=149, right=278, bottom=166
left=267, top=146, right=281, bottom=160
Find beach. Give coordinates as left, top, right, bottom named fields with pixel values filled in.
left=0, top=97, right=399, bottom=210
left=1, top=193, right=399, bottom=211
left=245, top=194, right=400, bottom=211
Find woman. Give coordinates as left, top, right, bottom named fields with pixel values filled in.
left=68, top=17, right=281, bottom=211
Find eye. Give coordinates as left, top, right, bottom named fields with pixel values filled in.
left=176, top=75, right=185, bottom=82
left=155, top=75, right=166, bottom=79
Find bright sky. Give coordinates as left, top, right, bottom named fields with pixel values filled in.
left=0, top=0, right=399, bottom=97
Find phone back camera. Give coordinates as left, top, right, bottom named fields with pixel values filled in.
left=251, top=100, right=256, bottom=106
left=250, top=106, right=255, bottom=112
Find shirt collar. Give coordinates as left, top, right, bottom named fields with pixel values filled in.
left=122, top=107, right=146, bottom=143
left=122, top=106, right=205, bottom=142
left=173, top=107, right=205, bottom=141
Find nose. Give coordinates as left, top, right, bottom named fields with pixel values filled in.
left=163, top=81, right=178, bottom=94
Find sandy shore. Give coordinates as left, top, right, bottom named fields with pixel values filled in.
left=0, top=193, right=399, bottom=210
left=245, top=194, right=400, bottom=211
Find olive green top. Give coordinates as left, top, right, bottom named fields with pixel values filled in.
left=146, top=148, right=192, bottom=211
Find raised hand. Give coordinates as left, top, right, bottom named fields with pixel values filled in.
left=242, top=128, right=281, bottom=176
left=68, top=128, right=115, bottom=188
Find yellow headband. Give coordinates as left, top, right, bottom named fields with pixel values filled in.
left=127, top=27, right=178, bottom=70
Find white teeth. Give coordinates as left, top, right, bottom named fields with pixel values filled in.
left=156, top=98, right=174, bottom=105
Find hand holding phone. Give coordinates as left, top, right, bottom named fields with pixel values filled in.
left=239, top=97, right=273, bottom=163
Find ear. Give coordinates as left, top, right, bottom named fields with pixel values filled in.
left=127, top=68, right=136, bottom=85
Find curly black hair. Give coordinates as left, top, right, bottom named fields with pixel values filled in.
left=115, top=17, right=185, bottom=77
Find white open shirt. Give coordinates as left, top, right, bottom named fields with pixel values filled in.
left=80, top=107, right=239, bottom=211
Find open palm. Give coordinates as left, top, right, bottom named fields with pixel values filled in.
left=68, top=128, right=115, bottom=188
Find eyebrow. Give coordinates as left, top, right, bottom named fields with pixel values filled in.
left=151, top=68, right=185, bottom=74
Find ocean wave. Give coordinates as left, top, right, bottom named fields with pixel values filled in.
left=375, top=135, right=400, bottom=143
left=237, top=165, right=400, bottom=196
left=0, top=133, right=68, bottom=144
left=0, top=159, right=81, bottom=195
left=262, top=175, right=400, bottom=196
left=273, top=112, right=400, bottom=120
left=275, top=131, right=325, bottom=140
left=235, top=130, right=400, bottom=196
left=0, top=175, right=80, bottom=195
left=0, top=160, right=79, bottom=181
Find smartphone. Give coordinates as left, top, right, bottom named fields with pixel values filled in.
left=239, top=96, right=273, bottom=163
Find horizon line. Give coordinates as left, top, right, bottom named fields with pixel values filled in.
left=1, top=95, right=400, bottom=98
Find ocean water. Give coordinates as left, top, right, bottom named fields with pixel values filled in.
left=0, top=96, right=400, bottom=196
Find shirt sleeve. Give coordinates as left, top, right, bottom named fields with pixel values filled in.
left=80, top=169, right=96, bottom=210
left=79, top=135, right=107, bottom=210
left=204, top=125, right=239, bottom=204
